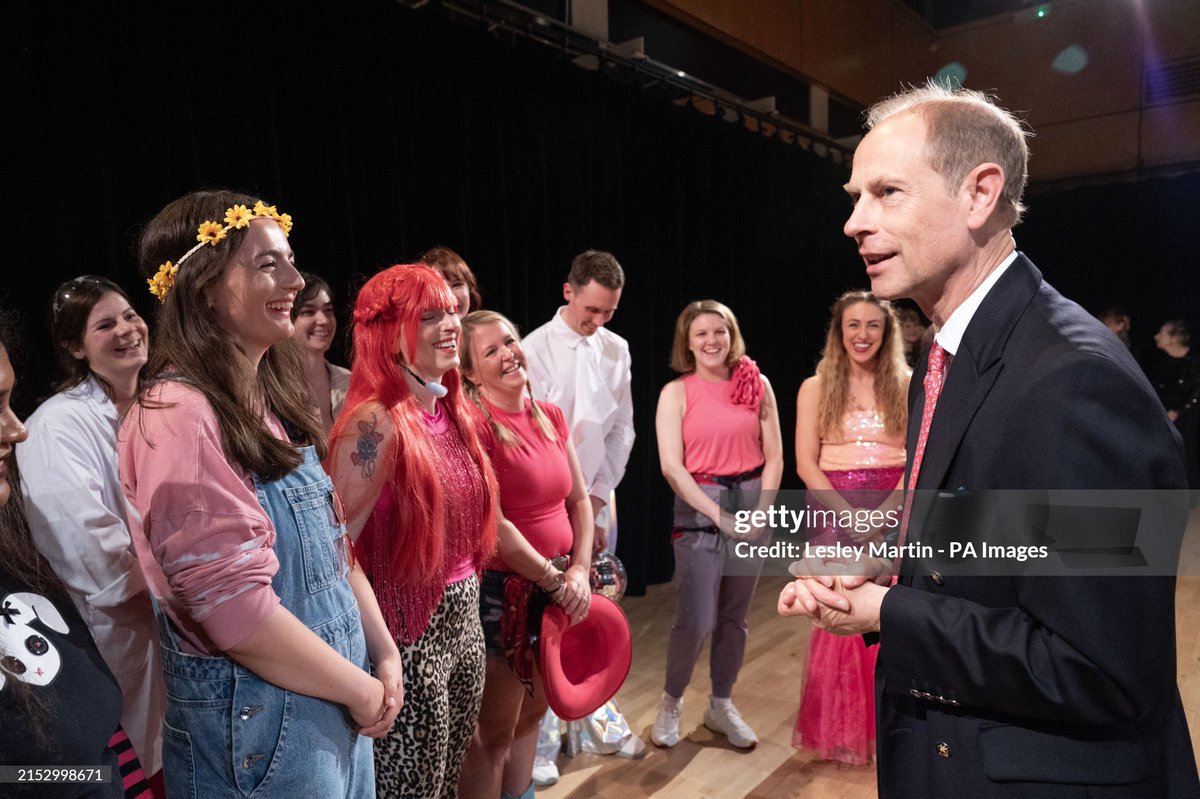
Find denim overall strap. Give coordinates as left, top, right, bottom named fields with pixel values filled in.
left=250, top=446, right=362, bottom=650
left=154, top=445, right=373, bottom=799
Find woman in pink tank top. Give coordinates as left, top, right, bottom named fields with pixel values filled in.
left=792, top=290, right=911, bottom=764
left=651, top=300, right=784, bottom=751
left=456, top=310, right=594, bottom=799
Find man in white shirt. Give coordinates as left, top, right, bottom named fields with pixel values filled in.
left=523, top=249, right=635, bottom=552
left=521, top=250, right=644, bottom=781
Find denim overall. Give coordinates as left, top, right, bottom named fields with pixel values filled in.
left=155, top=446, right=373, bottom=798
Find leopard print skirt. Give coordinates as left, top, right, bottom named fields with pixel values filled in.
left=374, top=576, right=486, bottom=798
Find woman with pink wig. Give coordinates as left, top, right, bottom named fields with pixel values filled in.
left=327, top=264, right=500, bottom=798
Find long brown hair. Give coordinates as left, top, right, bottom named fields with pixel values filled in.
left=816, top=291, right=910, bottom=438
left=1, top=313, right=67, bottom=748
left=0, top=316, right=65, bottom=599
left=136, top=190, right=323, bottom=480
left=459, top=310, right=556, bottom=446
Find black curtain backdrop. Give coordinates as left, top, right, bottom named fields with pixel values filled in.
left=5, top=1, right=1199, bottom=592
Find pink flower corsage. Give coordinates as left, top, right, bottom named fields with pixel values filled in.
left=730, top=355, right=763, bottom=410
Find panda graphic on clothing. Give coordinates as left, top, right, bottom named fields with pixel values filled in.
left=0, top=585, right=125, bottom=798
left=0, top=592, right=72, bottom=687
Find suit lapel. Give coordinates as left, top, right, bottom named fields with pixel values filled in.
left=897, top=256, right=1043, bottom=583
left=914, top=254, right=1042, bottom=491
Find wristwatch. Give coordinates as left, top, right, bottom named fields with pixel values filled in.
left=546, top=569, right=566, bottom=593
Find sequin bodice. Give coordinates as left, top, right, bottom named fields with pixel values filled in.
left=818, top=408, right=905, bottom=470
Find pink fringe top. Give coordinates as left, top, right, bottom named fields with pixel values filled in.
left=357, top=407, right=488, bottom=646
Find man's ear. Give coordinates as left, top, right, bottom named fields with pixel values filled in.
left=964, top=162, right=1005, bottom=230
left=562, top=282, right=573, bottom=303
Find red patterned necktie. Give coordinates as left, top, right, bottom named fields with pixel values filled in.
left=892, top=342, right=947, bottom=585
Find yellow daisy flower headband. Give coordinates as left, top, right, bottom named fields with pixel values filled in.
left=148, top=201, right=294, bottom=302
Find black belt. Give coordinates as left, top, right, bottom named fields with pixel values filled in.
left=674, top=525, right=721, bottom=535
left=691, top=464, right=764, bottom=489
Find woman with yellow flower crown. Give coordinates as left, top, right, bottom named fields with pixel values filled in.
left=119, top=189, right=402, bottom=797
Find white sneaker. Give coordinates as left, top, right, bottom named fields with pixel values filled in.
left=617, top=732, right=648, bottom=759
left=531, top=757, right=559, bottom=787
left=651, top=694, right=683, bottom=748
left=703, top=697, right=757, bottom=749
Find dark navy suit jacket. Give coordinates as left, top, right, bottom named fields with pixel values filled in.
left=875, top=254, right=1200, bottom=797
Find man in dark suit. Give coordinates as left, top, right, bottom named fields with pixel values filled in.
left=779, top=83, right=1200, bottom=796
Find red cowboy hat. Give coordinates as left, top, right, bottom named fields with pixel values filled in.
left=537, top=594, right=632, bottom=721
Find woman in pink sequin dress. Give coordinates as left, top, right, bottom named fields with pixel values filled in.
left=793, top=291, right=910, bottom=764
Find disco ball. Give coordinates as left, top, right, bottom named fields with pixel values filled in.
left=590, top=551, right=627, bottom=602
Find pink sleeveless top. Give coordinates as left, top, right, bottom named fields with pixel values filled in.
left=478, top=399, right=574, bottom=570
left=358, top=404, right=487, bottom=645
left=818, top=408, right=906, bottom=471
left=681, top=373, right=764, bottom=476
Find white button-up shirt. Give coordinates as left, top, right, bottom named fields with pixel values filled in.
left=522, top=308, right=635, bottom=506
left=21, top=376, right=164, bottom=773
left=935, top=249, right=1018, bottom=356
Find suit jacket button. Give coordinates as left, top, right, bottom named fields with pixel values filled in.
left=920, top=691, right=935, bottom=701
left=930, top=571, right=944, bottom=586
left=909, top=688, right=922, bottom=699
left=936, top=741, right=951, bottom=758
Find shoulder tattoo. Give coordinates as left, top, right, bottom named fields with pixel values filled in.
left=349, top=413, right=386, bottom=480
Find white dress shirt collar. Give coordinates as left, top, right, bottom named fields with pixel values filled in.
left=548, top=306, right=589, bottom=349
left=935, top=249, right=1019, bottom=356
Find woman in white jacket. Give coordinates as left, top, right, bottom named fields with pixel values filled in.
left=20, top=275, right=164, bottom=782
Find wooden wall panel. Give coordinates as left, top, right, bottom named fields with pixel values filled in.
left=648, top=0, right=1200, bottom=179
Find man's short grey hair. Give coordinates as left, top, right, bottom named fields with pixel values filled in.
left=866, top=81, right=1032, bottom=227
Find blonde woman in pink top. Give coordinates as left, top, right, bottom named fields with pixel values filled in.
left=120, top=190, right=401, bottom=798
left=651, top=300, right=783, bottom=751
left=456, top=309, right=594, bottom=799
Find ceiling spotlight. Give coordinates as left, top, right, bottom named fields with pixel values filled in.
left=1052, top=45, right=1088, bottom=74
left=933, top=62, right=967, bottom=88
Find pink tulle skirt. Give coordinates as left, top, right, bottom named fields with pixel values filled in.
left=794, top=629, right=879, bottom=763
left=793, top=466, right=902, bottom=764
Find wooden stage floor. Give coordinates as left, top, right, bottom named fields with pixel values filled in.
left=538, top=516, right=1200, bottom=798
